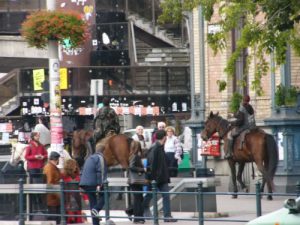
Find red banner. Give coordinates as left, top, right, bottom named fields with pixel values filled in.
left=201, top=133, right=221, bottom=157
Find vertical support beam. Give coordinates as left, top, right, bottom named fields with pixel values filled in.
left=280, top=45, right=291, bottom=88
left=152, top=0, right=155, bottom=34
left=270, top=52, right=276, bottom=114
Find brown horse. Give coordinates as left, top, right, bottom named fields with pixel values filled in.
left=72, top=129, right=139, bottom=169
left=201, top=112, right=279, bottom=200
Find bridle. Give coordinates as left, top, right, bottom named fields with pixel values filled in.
left=211, top=116, right=230, bottom=139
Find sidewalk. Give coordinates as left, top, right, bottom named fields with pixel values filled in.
left=86, top=194, right=289, bottom=225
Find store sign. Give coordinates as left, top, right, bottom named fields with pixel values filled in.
left=0, top=123, right=13, bottom=133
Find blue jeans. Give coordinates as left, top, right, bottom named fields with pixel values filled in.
left=143, top=182, right=171, bottom=218
left=81, top=186, right=105, bottom=225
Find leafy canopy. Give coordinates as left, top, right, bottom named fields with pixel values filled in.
left=159, top=0, right=300, bottom=95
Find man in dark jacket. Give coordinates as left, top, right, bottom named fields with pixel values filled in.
left=225, top=95, right=256, bottom=159
left=79, top=149, right=107, bottom=225
left=94, top=97, right=120, bottom=143
left=143, top=130, right=177, bottom=222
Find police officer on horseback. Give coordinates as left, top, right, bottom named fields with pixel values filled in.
left=225, top=95, right=256, bottom=159
left=94, top=97, right=120, bottom=142
left=87, top=97, right=120, bottom=153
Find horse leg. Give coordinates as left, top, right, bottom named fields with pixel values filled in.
left=237, top=162, right=248, bottom=193
left=228, top=160, right=238, bottom=198
left=256, top=162, right=273, bottom=200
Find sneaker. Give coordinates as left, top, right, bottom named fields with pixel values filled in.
left=91, top=208, right=99, bottom=217
left=164, top=217, right=177, bottom=222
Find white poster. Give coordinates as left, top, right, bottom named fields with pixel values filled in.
left=90, top=79, right=103, bottom=95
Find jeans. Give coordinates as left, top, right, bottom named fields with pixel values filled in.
left=130, top=184, right=144, bottom=221
left=81, top=186, right=105, bottom=225
left=143, top=182, right=171, bottom=218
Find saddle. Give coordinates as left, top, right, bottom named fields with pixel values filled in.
left=236, top=127, right=262, bottom=150
left=95, top=130, right=116, bottom=152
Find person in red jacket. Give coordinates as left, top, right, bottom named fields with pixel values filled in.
left=25, top=132, right=48, bottom=183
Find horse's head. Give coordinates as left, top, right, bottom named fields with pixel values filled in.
left=201, top=112, right=221, bottom=141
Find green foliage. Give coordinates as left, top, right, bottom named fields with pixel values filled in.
left=275, top=84, right=299, bottom=107
left=229, top=92, right=242, bottom=113
left=216, top=80, right=226, bottom=92
left=159, top=0, right=300, bottom=96
left=21, top=10, right=88, bottom=49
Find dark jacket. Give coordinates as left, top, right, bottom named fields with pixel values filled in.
left=79, top=153, right=107, bottom=187
left=93, top=106, right=120, bottom=142
left=128, top=154, right=145, bottom=185
left=146, top=141, right=170, bottom=184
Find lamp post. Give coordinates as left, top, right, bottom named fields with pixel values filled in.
left=185, top=5, right=206, bottom=172
left=47, top=0, right=64, bottom=153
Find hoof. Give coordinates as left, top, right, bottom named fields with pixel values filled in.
left=231, top=194, right=238, bottom=199
left=242, top=187, right=249, bottom=193
left=267, top=195, right=273, bottom=201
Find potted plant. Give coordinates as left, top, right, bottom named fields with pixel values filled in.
left=21, top=10, right=88, bottom=49
left=274, top=84, right=300, bottom=116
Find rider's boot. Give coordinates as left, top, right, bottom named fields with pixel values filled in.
left=86, top=137, right=95, bottom=155
left=224, top=138, right=234, bottom=159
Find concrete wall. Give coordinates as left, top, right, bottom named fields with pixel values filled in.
left=0, top=36, right=48, bottom=59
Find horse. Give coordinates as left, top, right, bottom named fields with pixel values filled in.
left=71, top=129, right=139, bottom=169
left=201, top=112, right=279, bottom=200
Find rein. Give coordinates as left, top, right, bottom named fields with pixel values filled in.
left=215, top=116, right=230, bottom=139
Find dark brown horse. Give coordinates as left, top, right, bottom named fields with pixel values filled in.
left=201, top=112, right=278, bottom=200
left=72, top=129, right=139, bottom=169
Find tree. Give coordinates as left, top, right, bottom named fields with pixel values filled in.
left=158, top=0, right=300, bottom=95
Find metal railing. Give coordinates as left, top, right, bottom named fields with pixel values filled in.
left=16, top=178, right=300, bottom=225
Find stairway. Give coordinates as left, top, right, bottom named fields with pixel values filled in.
left=0, top=69, right=20, bottom=116
left=137, top=48, right=189, bottom=66
left=128, top=13, right=183, bottom=48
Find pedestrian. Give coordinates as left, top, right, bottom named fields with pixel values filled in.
left=164, top=126, right=182, bottom=177
left=62, top=158, right=88, bottom=224
left=151, top=121, right=165, bottom=143
left=143, top=130, right=177, bottom=222
left=43, top=151, right=61, bottom=224
left=132, top=125, right=148, bottom=156
left=126, top=143, right=146, bottom=224
left=79, top=148, right=107, bottom=225
left=33, top=116, right=51, bottom=149
left=25, top=132, right=48, bottom=183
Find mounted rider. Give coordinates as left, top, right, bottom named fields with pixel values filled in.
left=94, top=97, right=120, bottom=142
left=224, top=95, right=256, bottom=159
left=87, top=97, right=120, bottom=153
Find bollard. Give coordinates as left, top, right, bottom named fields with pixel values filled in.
left=255, top=182, right=262, bottom=217
left=19, top=178, right=25, bottom=225
left=103, top=181, right=110, bottom=221
left=151, top=181, right=159, bottom=225
left=60, top=179, right=66, bottom=225
left=296, top=181, right=300, bottom=197
left=197, top=182, right=204, bottom=225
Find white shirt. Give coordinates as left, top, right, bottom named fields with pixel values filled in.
left=33, top=124, right=51, bottom=146
left=164, top=135, right=182, bottom=158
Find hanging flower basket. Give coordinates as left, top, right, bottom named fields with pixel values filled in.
left=21, top=10, right=88, bottom=49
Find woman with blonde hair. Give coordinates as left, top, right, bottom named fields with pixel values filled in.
left=62, top=159, right=87, bottom=223
left=164, top=126, right=182, bottom=177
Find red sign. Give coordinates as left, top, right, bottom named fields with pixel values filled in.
left=201, top=133, right=221, bottom=157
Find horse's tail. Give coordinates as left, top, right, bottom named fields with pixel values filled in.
left=265, top=134, right=279, bottom=187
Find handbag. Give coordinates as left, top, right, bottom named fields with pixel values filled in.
left=128, top=171, right=147, bottom=185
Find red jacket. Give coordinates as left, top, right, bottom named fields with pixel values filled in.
left=25, top=140, right=48, bottom=169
